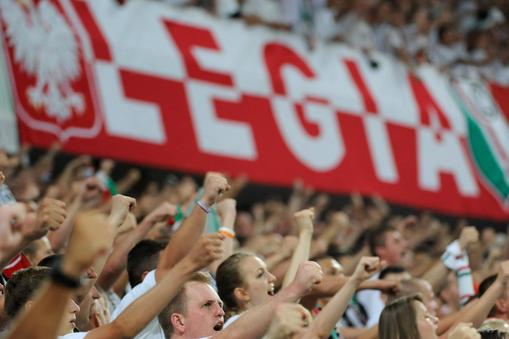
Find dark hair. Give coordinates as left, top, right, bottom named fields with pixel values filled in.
left=38, top=254, right=62, bottom=268
left=127, top=240, right=165, bottom=287
left=379, top=294, right=424, bottom=339
left=479, top=330, right=508, bottom=339
left=367, top=225, right=397, bottom=256
left=379, top=265, right=407, bottom=280
left=216, top=252, right=252, bottom=318
left=158, top=272, right=212, bottom=338
left=479, top=274, right=498, bottom=317
left=5, top=267, right=51, bottom=318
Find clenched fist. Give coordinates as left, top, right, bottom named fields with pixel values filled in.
left=202, top=173, right=230, bottom=206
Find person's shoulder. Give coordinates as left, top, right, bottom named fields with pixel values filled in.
left=111, top=270, right=157, bottom=319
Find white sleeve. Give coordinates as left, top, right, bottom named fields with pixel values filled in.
left=110, top=270, right=165, bottom=339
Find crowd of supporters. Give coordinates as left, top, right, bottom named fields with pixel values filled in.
left=0, top=144, right=509, bottom=338
left=154, top=0, right=509, bottom=84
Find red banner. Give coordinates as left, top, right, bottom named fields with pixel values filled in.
left=1, top=0, right=509, bottom=220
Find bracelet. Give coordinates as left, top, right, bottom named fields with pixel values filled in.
left=219, top=227, right=235, bottom=239
left=196, top=200, right=210, bottom=214
left=50, top=267, right=81, bottom=289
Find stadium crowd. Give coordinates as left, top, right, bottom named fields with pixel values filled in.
left=156, top=0, right=509, bottom=84
left=0, top=144, right=508, bottom=339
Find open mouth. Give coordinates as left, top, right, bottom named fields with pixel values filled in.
left=267, top=284, right=275, bottom=296
left=213, top=321, right=224, bottom=331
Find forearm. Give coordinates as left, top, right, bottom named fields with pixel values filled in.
left=308, top=279, right=359, bottom=338
left=47, top=199, right=81, bottom=252
left=156, top=205, right=206, bottom=280
left=450, top=280, right=502, bottom=330
left=112, top=263, right=192, bottom=337
left=97, top=232, right=136, bottom=291
left=282, top=231, right=312, bottom=288
left=98, top=218, right=155, bottom=291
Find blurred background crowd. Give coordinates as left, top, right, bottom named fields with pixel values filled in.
left=147, top=0, right=509, bottom=84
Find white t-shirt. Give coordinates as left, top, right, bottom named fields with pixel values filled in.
left=223, top=314, right=240, bottom=328
left=354, top=272, right=385, bottom=328
left=110, top=270, right=165, bottom=339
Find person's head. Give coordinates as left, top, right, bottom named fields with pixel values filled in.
left=216, top=253, right=276, bottom=316
left=439, top=271, right=460, bottom=311
left=158, top=272, right=224, bottom=339
left=392, top=278, right=439, bottom=317
left=127, top=240, right=165, bottom=287
left=379, top=294, right=438, bottom=339
left=317, top=257, right=344, bottom=278
left=23, top=237, right=54, bottom=266
left=479, top=318, right=509, bottom=338
left=368, top=226, right=408, bottom=265
left=4, top=267, right=80, bottom=336
left=438, top=22, right=457, bottom=45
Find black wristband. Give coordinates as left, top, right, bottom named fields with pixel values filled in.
left=50, top=267, right=81, bottom=289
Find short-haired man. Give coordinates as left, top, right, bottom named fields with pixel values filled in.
left=158, top=272, right=224, bottom=339
left=356, top=225, right=409, bottom=327
left=127, top=240, right=165, bottom=288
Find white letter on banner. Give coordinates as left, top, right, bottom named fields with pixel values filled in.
left=95, top=63, right=166, bottom=143
left=418, top=128, right=478, bottom=196
left=186, top=81, right=257, bottom=160
left=272, top=98, right=344, bottom=171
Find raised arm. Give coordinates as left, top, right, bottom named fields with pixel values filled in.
left=97, top=202, right=176, bottom=291
left=209, top=198, right=237, bottom=275
left=306, top=257, right=382, bottom=339
left=85, top=233, right=225, bottom=339
left=213, top=260, right=323, bottom=339
left=282, top=208, right=314, bottom=288
left=5, top=211, right=115, bottom=339
left=156, top=172, right=229, bottom=281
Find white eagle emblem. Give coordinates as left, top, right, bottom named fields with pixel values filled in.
left=0, top=0, right=84, bottom=121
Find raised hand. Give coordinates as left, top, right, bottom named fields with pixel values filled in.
left=496, top=260, right=509, bottom=286
left=459, top=226, right=479, bottom=251
left=180, top=233, right=225, bottom=272
left=293, top=208, right=314, bottom=234
left=201, top=172, right=230, bottom=206
left=37, top=198, right=67, bottom=232
left=0, top=203, right=26, bottom=255
left=351, top=256, right=383, bottom=283
left=108, top=195, right=136, bottom=228
left=291, top=261, right=323, bottom=296
left=22, top=198, right=67, bottom=241
left=145, top=202, right=177, bottom=225
left=265, top=303, right=312, bottom=339
left=116, top=213, right=137, bottom=236
left=62, top=212, right=114, bottom=278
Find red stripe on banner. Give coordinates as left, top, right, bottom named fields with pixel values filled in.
left=71, top=0, right=112, bottom=61
left=408, top=75, right=451, bottom=130
left=295, top=102, right=320, bottom=137
left=489, top=82, right=509, bottom=124
left=344, top=59, right=377, bottom=114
